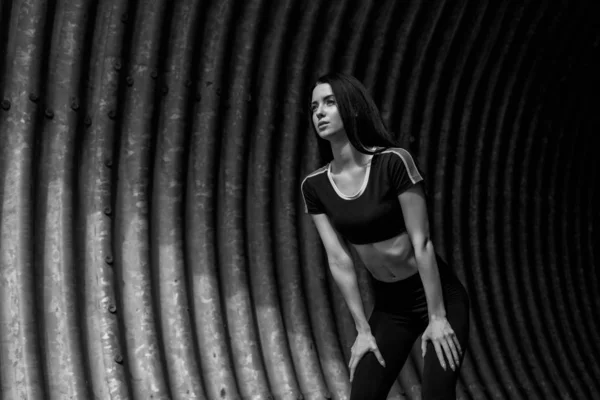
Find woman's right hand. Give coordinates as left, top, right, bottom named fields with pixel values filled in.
left=349, top=331, right=386, bottom=382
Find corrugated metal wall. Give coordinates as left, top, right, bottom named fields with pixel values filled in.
left=0, top=0, right=599, bottom=399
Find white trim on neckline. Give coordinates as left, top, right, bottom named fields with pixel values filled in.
left=327, top=161, right=372, bottom=200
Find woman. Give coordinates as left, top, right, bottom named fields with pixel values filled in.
left=301, top=72, right=470, bottom=399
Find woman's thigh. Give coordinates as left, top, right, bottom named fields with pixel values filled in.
left=350, top=309, right=422, bottom=400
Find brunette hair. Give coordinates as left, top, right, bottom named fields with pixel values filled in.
left=310, top=72, right=398, bottom=159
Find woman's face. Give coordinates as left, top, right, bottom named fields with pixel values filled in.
left=311, top=83, right=345, bottom=139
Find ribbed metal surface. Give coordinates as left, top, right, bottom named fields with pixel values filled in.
left=1, top=1, right=598, bottom=399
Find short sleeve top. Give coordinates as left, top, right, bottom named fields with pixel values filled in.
left=300, top=148, right=424, bottom=245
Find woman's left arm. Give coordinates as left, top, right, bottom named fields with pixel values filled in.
left=399, top=183, right=462, bottom=370
left=398, top=184, right=444, bottom=318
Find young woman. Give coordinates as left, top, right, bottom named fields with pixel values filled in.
left=301, top=72, right=470, bottom=399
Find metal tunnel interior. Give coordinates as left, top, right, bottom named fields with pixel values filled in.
left=0, top=0, right=599, bottom=399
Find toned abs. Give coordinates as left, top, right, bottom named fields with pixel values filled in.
left=351, top=231, right=418, bottom=282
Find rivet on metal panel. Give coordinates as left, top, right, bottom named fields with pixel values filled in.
left=114, top=60, right=122, bottom=71
left=105, top=255, right=114, bottom=265
left=1, top=100, right=10, bottom=110
left=108, top=110, right=116, bottom=119
left=120, top=13, right=128, bottom=23
left=114, top=354, right=124, bottom=364
left=104, top=158, right=113, bottom=168
left=151, top=69, right=158, bottom=79
left=126, top=76, right=134, bottom=86
left=84, top=115, right=92, bottom=126
left=103, top=206, right=112, bottom=216
left=162, top=86, right=168, bottom=96
left=108, top=304, right=117, bottom=313
left=70, top=97, right=79, bottom=110
left=29, top=93, right=39, bottom=103
left=45, top=109, right=54, bottom=119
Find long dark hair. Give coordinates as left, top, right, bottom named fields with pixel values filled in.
left=310, top=72, right=398, bottom=160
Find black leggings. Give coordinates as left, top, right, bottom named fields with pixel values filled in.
left=350, top=256, right=470, bottom=400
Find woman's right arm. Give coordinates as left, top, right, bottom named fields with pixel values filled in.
left=311, top=213, right=370, bottom=334
left=311, top=213, right=386, bottom=380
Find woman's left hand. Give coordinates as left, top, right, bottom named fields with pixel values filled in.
left=421, top=316, right=462, bottom=371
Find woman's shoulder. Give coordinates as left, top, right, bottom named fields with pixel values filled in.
left=374, top=147, right=419, bottom=166
left=302, top=164, right=329, bottom=185
left=374, top=147, right=423, bottom=186
left=375, top=147, right=412, bottom=158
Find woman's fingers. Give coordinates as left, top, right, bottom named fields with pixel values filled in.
left=439, top=339, right=456, bottom=370
left=349, top=345, right=386, bottom=381
left=432, top=340, right=446, bottom=370
left=373, top=347, right=386, bottom=368
left=446, top=334, right=461, bottom=366
left=349, top=354, right=357, bottom=382
left=349, top=347, right=365, bottom=382
left=452, top=333, right=463, bottom=356
left=422, top=321, right=463, bottom=370
left=421, top=330, right=431, bottom=358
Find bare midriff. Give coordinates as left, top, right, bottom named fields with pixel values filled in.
left=350, top=231, right=419, bottom=282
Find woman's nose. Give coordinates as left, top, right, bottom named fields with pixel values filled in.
left=315, top=106, right=325, bottom=118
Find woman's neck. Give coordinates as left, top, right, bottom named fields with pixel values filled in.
left=329, top=137, right=371, bottom=173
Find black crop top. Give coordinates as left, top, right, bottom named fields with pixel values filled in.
left=301, top=148, right=424, bottom=245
